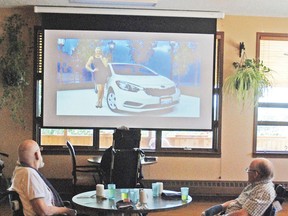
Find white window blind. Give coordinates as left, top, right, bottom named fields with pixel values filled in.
left=260, top=40, right=288, bottom=87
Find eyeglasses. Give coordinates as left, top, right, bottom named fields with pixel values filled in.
left=245, top=168, right=258, bottom=173
left=36, top=146, right=43, bottom=152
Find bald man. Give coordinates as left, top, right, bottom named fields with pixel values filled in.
left=202, top=158, right=276, bottom=216
left=10, top=140, right=77, bottom=216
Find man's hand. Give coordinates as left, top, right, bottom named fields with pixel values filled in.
left=225, top=209, right=250, bottom=216
left=67, top=208, right=77, bottom=216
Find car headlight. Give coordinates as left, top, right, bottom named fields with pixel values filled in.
left=116, top=81, right=142, bottom=92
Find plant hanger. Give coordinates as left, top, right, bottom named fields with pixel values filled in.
left=224, top=47, right=272, bottom=107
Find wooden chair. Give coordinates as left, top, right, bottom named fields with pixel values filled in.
left=66, top=141, right=101, bottom=194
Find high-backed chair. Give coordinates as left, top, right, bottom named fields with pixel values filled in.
left=100, top=128, right=144, bottom=188
left=113, top=128, right=141, bottom=149
left=66, top=141, right=101, bottom=194
left=110, top=148, right=143, bottom=188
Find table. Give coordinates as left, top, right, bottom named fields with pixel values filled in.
left=87, top=155, right=102, bottom=164
left=72, top=189, right=192, bottom=216
left=87, top=156, right=158, bottom=166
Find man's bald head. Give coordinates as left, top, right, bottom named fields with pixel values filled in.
left=18, top=139, right=43, bottom=169
left=251, top=158, right=274, bottom=181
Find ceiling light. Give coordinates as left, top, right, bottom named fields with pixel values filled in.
left=69, top=0, right=158, bottom=7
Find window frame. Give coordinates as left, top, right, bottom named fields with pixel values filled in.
left=33, top=27, right=224, bottom=157
left=253, top=32, right=288, bottom=157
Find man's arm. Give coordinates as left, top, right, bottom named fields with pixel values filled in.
left=216, top=199, right=236, bottom=212
left=31, top=198, right=77, bottom=216
left=220, top=200, right=250, bottom=216
left=201, top=200, right=236, bottom=216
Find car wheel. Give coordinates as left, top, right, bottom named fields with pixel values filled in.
left=107, top=89, right=118, bottom=111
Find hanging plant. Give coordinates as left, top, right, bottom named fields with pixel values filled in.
left=0, top=14, right=31, bottom=127
left=224, top=52, right=272, bottom=106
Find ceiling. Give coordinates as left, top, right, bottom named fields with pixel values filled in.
left=0, top=0, right=288, bottom=18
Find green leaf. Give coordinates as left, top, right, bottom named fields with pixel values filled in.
left=0, top=14, right=31, bottom=128
left=224, top=58, right=272, bottom=106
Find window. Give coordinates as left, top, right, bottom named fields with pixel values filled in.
left=41, top=129, right=93, bottom=146
left=161, top=131, right=213, bottom=149
left=33, top=29, right=223, bottom=156
left=98, top=129, right=156, bottom=150
left=254, top=33, right=288, bottom=155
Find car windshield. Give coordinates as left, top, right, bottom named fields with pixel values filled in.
left=112, top=64, right=157, bottom=76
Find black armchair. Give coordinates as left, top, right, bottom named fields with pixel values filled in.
left=263, top=184, right=286, bottom=216
left=1, top=190, right=80, bottom=216
left=7, top=190, right=23, bottom=216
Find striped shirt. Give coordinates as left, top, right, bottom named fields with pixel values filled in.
left=225, top=180, right=276, bottom=216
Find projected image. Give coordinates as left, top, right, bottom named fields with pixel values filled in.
left=105, top=63, right=181, bottom=112
left=44, top=30, right=214, bottom=129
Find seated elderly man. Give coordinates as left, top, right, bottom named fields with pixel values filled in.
left=202, top=158, right=276, bottom=216
left=10, top=139, right=77, bottom=216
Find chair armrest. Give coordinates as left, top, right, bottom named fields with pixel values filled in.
left=75, top=165, right=101, bottom=172
left=76, top=165, right=99, bottom=168
left=272, top=200, right=283, bottom=213
left=202, top=204, right=224, bottom=216
left=11, top=200, right=21, bottom=211
left=63, top=200, right=72, bottom=208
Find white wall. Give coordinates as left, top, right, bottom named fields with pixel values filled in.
left=1, top=11, right=288, bottom=183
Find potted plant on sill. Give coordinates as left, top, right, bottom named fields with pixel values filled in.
left=224, top=53, right=272, bottom=106
left=0, top=14, right=31, bottom=127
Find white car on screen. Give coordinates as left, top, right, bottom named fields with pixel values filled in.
left=105, top=63, right=181, bottom=113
